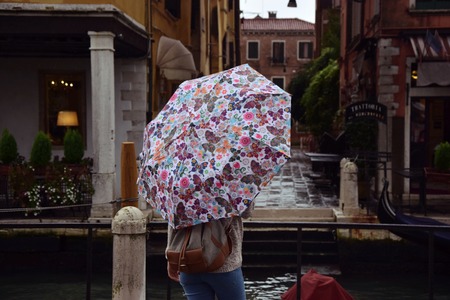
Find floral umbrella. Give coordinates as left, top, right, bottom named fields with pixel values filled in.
left=138, top=64, right=291, bottom=229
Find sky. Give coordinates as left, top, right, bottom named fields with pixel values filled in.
left=240, top=0, right=316, bottom=23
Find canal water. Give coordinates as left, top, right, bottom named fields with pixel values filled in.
left=2, top=268, right=450, bottom=299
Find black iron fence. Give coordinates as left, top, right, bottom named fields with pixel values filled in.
left=1, top=220, right=450, bottom=300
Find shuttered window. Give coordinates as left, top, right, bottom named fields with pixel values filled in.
left=247, top=41, right=259, bottom=60
left=298, top=42, right=313, bottom=59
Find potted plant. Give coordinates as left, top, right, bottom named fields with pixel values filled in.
left=0, top=128, right=19, bottom=172
left=63, top=128, right=84, bottom=164
left=423, top=141, right=450, bottom=198
left=433, top=141, right=450, bottom=173
left=0, top=128, right=19, bottom=207
left=30, top=131, right=52, bottom=171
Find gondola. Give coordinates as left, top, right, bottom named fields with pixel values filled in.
left=377, top=180, right=450, bottom=252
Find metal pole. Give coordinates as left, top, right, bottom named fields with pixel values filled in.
left=167, top=278, right=172, bottom=300
left=296, top=227, right=302, bottom=300
left=86, top=227, right=93, bottom=300
left=428, top=231, right=435, bottom=300
left=234, top=0, right=241, bottom=66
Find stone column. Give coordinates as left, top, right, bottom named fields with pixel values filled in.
left=89, top=31, right=116, bottom=218
left=340, top=161, right=360, bottom=215
left=112, top=206, right=146, bottom=300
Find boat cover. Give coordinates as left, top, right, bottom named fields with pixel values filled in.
left=281, top=269, right=354, bottom=300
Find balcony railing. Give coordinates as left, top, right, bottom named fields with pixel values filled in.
left=268, top=56, right=288, bottom=66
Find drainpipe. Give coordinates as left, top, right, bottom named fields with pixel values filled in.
left=208, top=0, right=211, bottom=74
left=234, top=0, right=241, bottom=66
left=147, top=0, right=153, bottom=123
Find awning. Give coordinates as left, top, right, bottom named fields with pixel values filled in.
left=156, top=36, right=196, bottom=80
left=409, top=32, right=450, bottom=59
left=417, top=62, right=450, bottom=86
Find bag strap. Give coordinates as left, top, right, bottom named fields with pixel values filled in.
left=207, top=219, right=232, bottom=249
left=225, top=217, right=233, bottom=233
left=178, top=226, right=193, bottom=272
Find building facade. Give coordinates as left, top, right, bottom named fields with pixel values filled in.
left=151, top=0, right=240, bottom=118
left=339, top=0, right=450, bottom=197
left=0, top=0, right=239, bottom=217
left=240, top=12, right=315, bottom=90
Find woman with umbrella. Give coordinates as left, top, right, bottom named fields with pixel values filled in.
left=138, top=64, right=291, bottom=299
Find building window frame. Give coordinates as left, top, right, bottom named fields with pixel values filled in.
left=271, top=76, right=285, bottom=90
left=346, top=0, right=362, bottom=47
left=39, top=71, right=86, bottom=147
left=414, top=0, right=450, bottom=9
left=165, top=0, right=181, bottom=18
left=298, top=41, right=314, bottom=59
left=247, top=40, right=260, bottom=60
left=272, top=40, right=286, bottom=64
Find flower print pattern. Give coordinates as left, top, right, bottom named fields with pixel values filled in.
left=138, top=64, right=290, bottom=229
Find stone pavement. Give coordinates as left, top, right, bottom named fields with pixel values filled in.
left=255, top=147, right=339, bottom=210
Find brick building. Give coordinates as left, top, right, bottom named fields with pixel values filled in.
left=240, top=12, right=315, bottom=90
left=338, top=0, right=450, bottom=198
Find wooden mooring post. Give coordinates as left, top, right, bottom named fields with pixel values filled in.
left=120, top=142, right=138, bottom=208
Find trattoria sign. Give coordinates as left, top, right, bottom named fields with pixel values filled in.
left=345, top=101, right=387, bottom=124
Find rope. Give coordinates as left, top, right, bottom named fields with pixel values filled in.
left=0, top=197, right=140, bottom=213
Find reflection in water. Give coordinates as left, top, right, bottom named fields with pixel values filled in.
left=245, top=273, right=296, bottom=300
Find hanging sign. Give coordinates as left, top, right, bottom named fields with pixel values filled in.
left=345, top=101, right=387, bottom=124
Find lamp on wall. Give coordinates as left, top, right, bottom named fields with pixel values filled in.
left=57, top=111, right=79, bottom=127
left=287, top=0, right=297, bottom=7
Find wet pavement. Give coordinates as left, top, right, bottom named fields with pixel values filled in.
left=255, top=146, right=339, bottom=210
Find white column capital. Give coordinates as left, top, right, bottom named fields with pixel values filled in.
left=88, top=31, right=115, bottom=51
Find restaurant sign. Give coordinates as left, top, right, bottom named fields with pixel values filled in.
left=345, top=101, right=387, bottom=124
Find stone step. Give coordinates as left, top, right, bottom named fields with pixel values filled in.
left=248, top=208, right=336, bottom=222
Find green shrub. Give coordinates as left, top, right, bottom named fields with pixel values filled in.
left=345, top=119, right=378, bottom=152
left=0, top=129, right=18, bottom=164
left=434, top=141, right=450, bottom=172
left=30, top=131, right=52, bottom=168
left=63, top=129, right=84, bottom=164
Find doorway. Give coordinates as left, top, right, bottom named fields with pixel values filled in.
left=410, top=97, right=450, bottom=168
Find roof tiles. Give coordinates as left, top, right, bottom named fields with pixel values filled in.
left=241, top=17, right=314, bottom=32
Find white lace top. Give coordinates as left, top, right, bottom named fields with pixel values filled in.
left=212, top=216, right=244, bottom=273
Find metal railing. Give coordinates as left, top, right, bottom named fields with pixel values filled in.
left=1, top=220, right=450, bottom=300
left=0, top=173, right=93, bottom=218
left=0, top=221, right=111, bottom=300
left=243, top=221, right=450, bottom=300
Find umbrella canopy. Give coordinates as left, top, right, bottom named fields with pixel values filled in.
left=156, top=36, right=196, bottom=80
left=138, top=64, right=291, bottom=229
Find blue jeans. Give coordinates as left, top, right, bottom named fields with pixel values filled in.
left=179, top=267, right=246, bottom=300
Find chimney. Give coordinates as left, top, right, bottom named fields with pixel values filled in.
left=268, top=11, right=277, bottom=18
